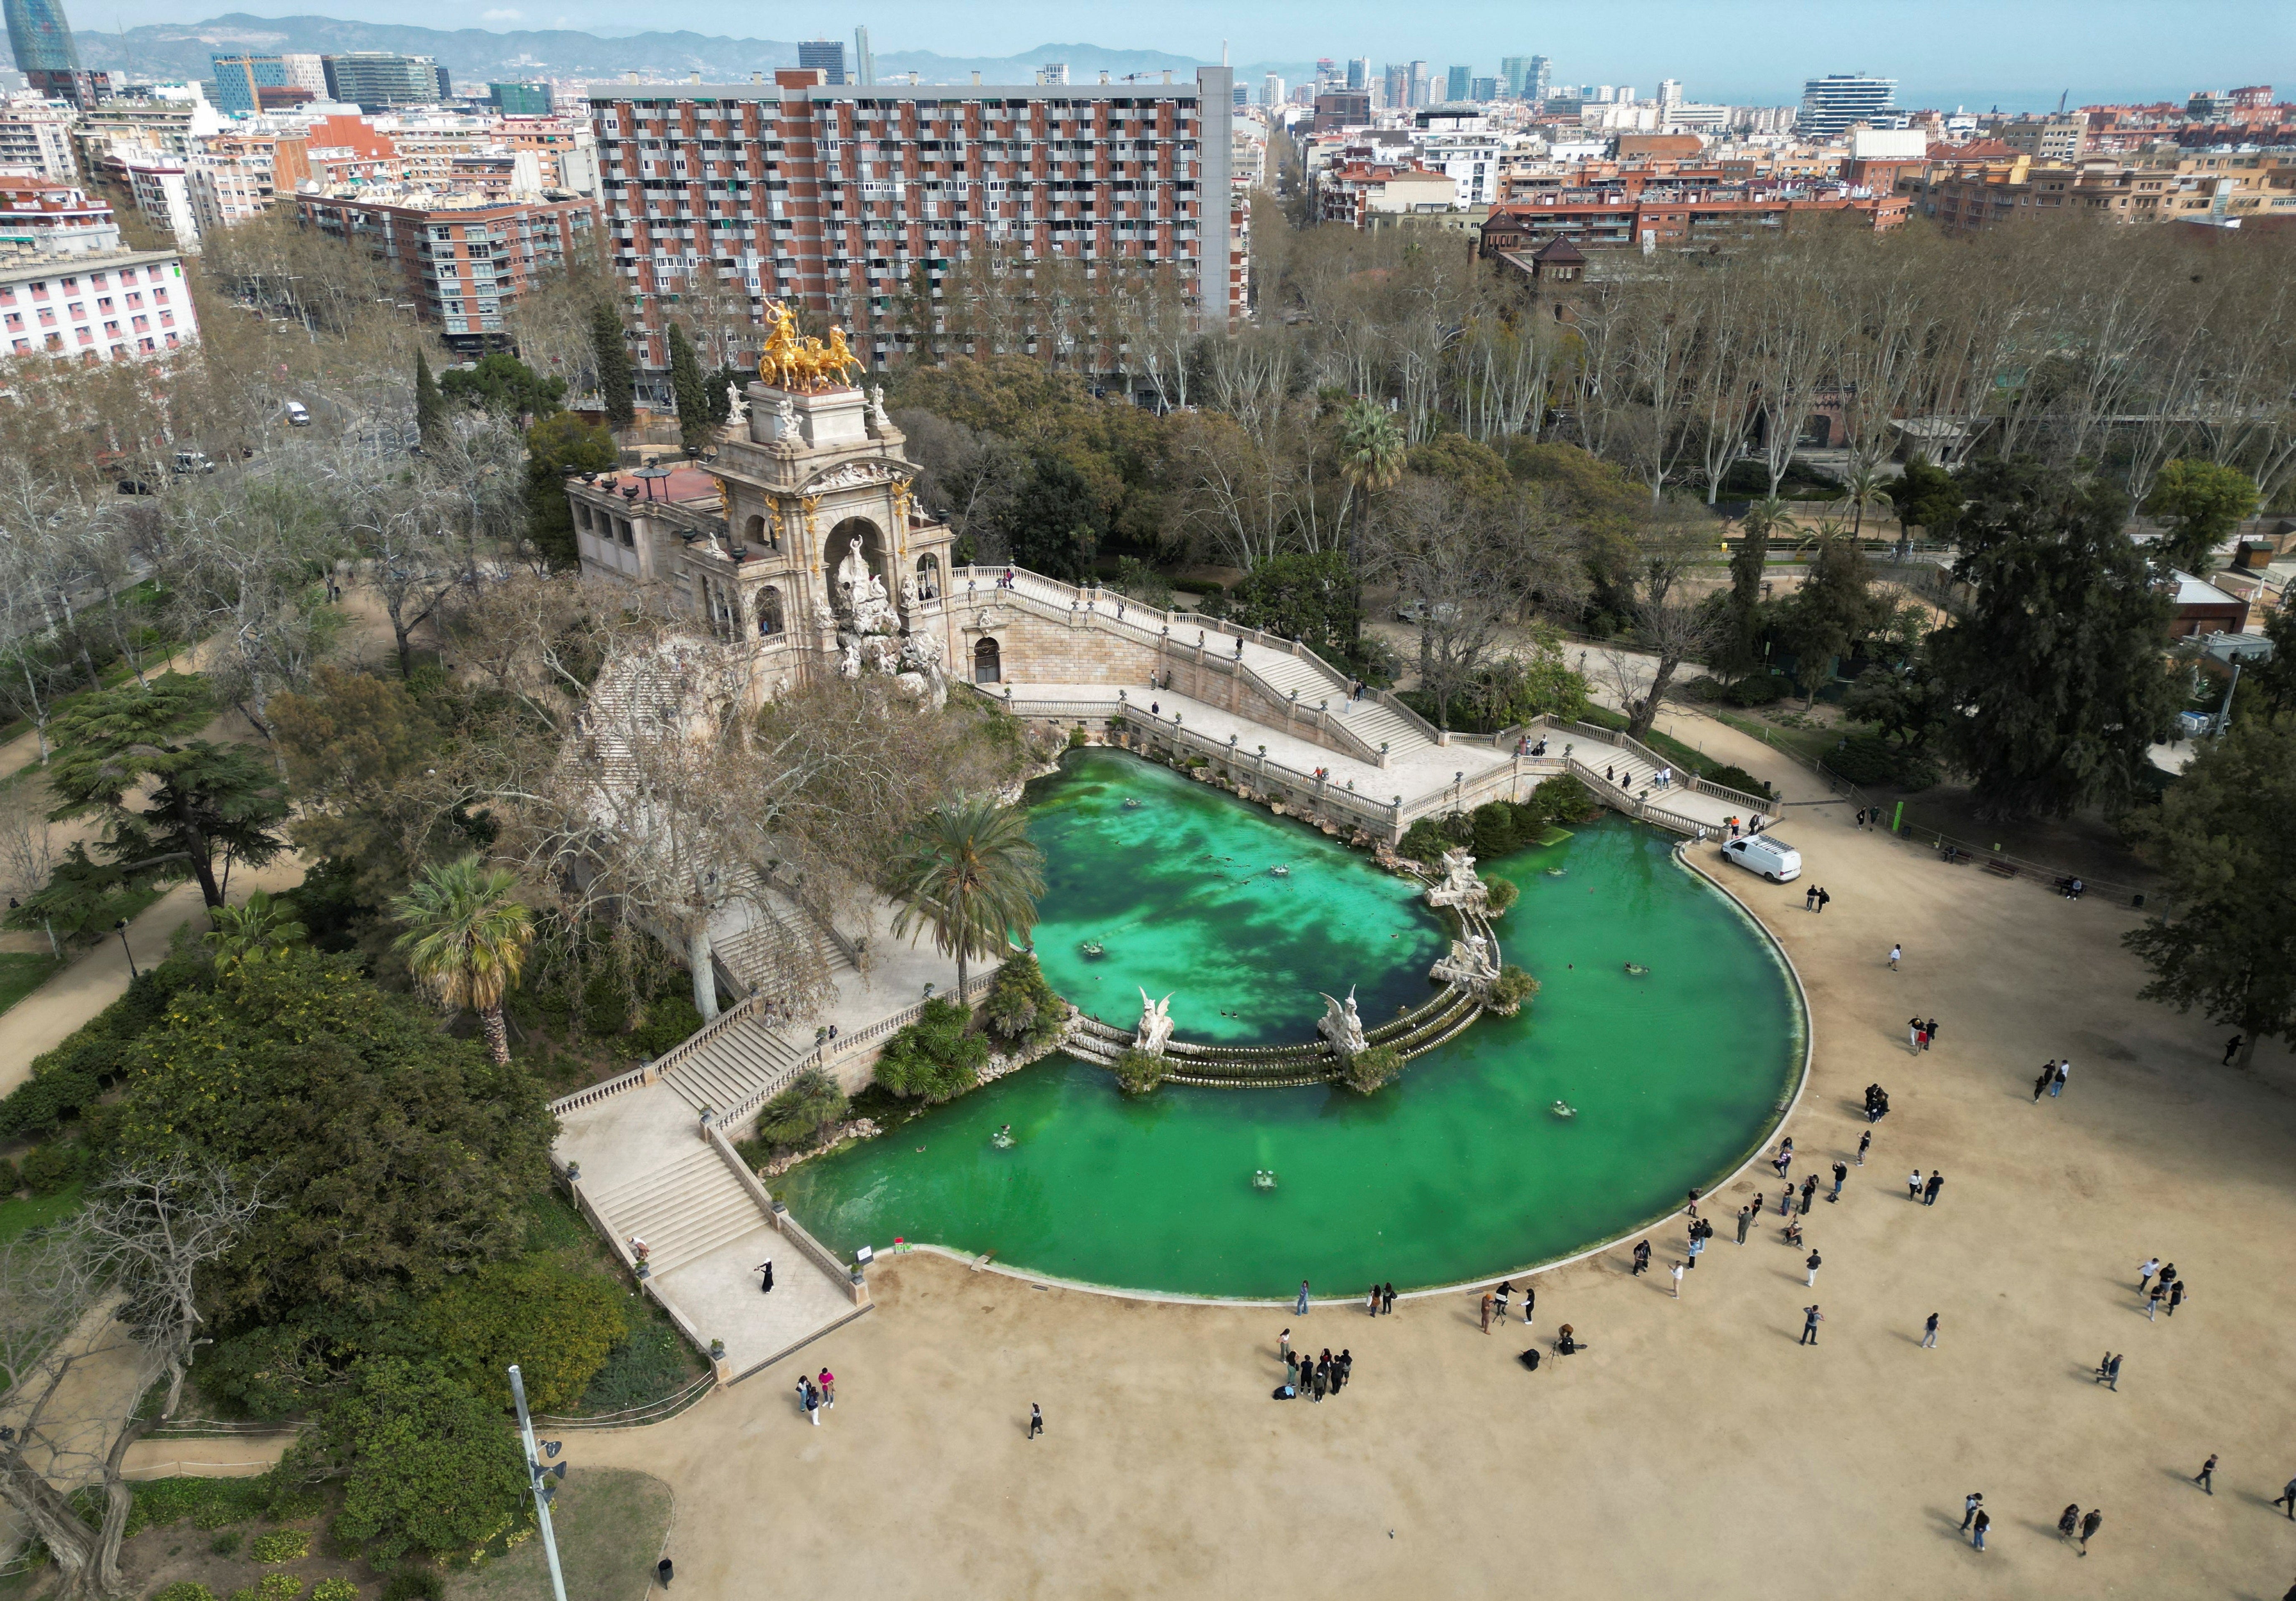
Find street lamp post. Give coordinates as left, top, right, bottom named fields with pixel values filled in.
left=114, top=918, right=137, bottom=980
left=507, top=1366, right=570, bottom=1601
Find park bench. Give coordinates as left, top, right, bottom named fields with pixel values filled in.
left=1982, top=859, right=2016, bottom=879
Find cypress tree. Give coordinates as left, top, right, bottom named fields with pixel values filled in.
left=667, top=322, right=710, bottom=453
left=413, top=349, right=445, bottom=447
left=591, top=301, right=635, bottom=430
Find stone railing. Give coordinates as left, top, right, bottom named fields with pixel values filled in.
left=707, top=1122, right=867, bottom=1307
left=650, top=992, right=768, bottom=1078
left=546, top=1061, right=653, bottom=1117
left=1560, top=718, right=1770, bottom=814
left=1566, top=756, right=1709, bottom=838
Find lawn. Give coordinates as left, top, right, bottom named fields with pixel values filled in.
left=0, top=951, right=63, bottom=1017
left=0, top=1180, right=85, bottom=1244
left=445, top=1468, right=673, bottom=1601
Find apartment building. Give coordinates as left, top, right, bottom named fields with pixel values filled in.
left=0, top=248, right=199, bottom=360
left=296, top=186, right=596, bottom=352
left=583, top=67, right=1237, bottom=388
left=1902, top=152, right=2296, bottom=231
left=123, top=158, right=200, bottom=249
left=1994, top=114, right=2088, bottom=161
left=1316, top=160, right=1457, bottom=225
left=0, top=93, right=76, bottom=180
left=187, top=152, right=277, bottom=233
left=1479, top=187, right=1907, bottom=256
left=0, top=175, right=120, bottom=256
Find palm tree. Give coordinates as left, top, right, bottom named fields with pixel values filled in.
left=890, top=800, right=1046, bottom=1003
left=205, top=889, right=307, bottom=976
left=1334, top=396, right=1406, bottom=541
left=1833, top=464, right=1891, bottom=539
left=390, top=855, right=536, bottom=1065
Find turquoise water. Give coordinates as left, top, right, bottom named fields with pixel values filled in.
left=777, top=752, right=1803, bottom=1297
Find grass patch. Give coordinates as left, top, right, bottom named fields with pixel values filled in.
left=0, top=1179, right=83, bottom=1244
left=1704, top=707, right=1842, bottom=768
left=0, top=951, right=64, bottom=1016
left=443, top=1468, right=671, bottom=1601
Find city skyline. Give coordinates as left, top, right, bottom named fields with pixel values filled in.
left=29, top=0, right=2296, bottom=110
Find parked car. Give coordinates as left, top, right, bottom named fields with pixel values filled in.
left=1396, top=598, right=1463, bottom=626
left=1722, top=833, right=1802, bottom=883
left=283, top=400, right=311, bottom=427
left=172, top=449, right=215, bottom=474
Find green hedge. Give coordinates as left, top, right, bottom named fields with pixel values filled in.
left=873, top=998, right=987, bottom=1102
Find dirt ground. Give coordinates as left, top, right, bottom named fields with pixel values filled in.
left=564, top=709, right=2296, bottom=1601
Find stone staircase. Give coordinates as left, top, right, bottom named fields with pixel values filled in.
left=1247, top=651, right=1426, bottom=757
left=659, top=1008, right=813, bottom=1117
left=585, top=1146, right=774, bottom=1278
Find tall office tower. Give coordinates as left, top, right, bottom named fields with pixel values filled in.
left=1470, top=77, right=1497, bottom=103
left=1314, top=58, right=1338, bottom=91
left=1037, top=61, right=1069, bottom=85
left=1500, top=56, right=1529, bottom=99
left=1346, top=57, right=1368, bottom=91
left=1408, top=61, right=1429, bottom=108
left=321, top=52, right=448, bottom=111
left=1529, top=54, right=1550, bottom=104
left=1595, top=85, right=1613, bottom=103
left=1263, top=73, right=1285, bottom=107
left=798, top=39, right=848, bottom=85
left=854, top=25, right=875, bottom=87
left=491, top=80, right=552, bottom=114
left=585, top=67, right=1240, bottom=385
left=1444, top=65, right=1470, bottom=102
left=1617, top=85, right=1636, bottom=104
left=5, top=0, right=92, bottom=106
left=1657, top=78, right=1682, bottom=109
left=1798, top=72, right=1899, bottom=137
left=1382, top=63, right=1407, bottom=110
left=210, top=53, right=287, bottom=117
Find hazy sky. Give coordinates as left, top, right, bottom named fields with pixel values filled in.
left=85, top=0, right=2296, bottom=108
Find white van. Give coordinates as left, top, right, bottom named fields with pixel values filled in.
left=1723, top=833, right=1802, bottom=883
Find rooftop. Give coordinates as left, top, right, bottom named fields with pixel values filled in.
left=0, top=247, right=183, bottom=286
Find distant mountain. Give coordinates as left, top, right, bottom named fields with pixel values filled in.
left=72, top=13, right=1248, bottom=89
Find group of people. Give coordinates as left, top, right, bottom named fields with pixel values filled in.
left=1906, top=1168, right=1946, bottom=1205
left=1274, top=1335, right=1351, bottom=1402
left=1724, top=814, right=1769, bottom=838
left=2137, top=1257, right=2189, bottom=1322
left=2031, top=1058, right=2072, bottom=1100
left=1364, top=1282, right=1398, bottom=1316
left=1907, top=1016, right=1939, bottom=1052
left=792, top=1367, right=836, bottom=1425
left=1477, top=1279, right=1534, bottom=1329
left=1862, top=1084, right=1892, bottom=1122
left=1802, top=884, right=1835, bottom=913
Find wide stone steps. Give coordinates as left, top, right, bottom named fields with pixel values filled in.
left=586, top=1147, right=772, bottom=1278
left=660, top=1013, right=810, bottom=1115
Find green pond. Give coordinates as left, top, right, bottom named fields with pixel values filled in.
left=777, top=750, right=1803, bottom=1297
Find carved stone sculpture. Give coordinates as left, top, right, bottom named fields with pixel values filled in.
left=1135, top=988, right=1175, bottom=1054
left=1425, top=847, right=1491, bottom=914
left=1317, top=987, right=1368, bottom=1056
left=726, top=381, right=749, bottom=425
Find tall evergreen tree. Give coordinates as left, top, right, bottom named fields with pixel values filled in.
left=590, top=301, right=635, bottom=430
left=667, top=323, right=711, bottom=453
left=1928, top=461, right=2178, bottom=818
left=413, top=349, right=445, bottom=448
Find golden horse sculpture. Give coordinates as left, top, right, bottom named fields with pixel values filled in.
left=756, top=300, right=862, bottom=392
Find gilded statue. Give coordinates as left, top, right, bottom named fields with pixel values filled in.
left=754, top=298, right=864, bottom=393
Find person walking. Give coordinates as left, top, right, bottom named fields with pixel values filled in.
left=1799, top=1175, right=1818, bottom=1214
left=1366, top=1285, right=1381, bottom=1318
left=1908, top=1168, right=1924, bottom=1201
left=2104, top=1353, right=2123, bottom=1391
left=818, top=1368, right=835, bottom=1408
left=2057, top=1503, right=2081, bottom=1544
left=1805, top=1249, right=1822, bottom=1287
left=1632, top=1239, right=1652, bottom=1275
left=1670, top=1260, right=1684, bottom=1298
left=1779, top=1186, right=1795, bottom=1218
left=1806, top=885, right=1819, bottom=912
left=2051, top=1059, right=2070, bottom=1097
left=757, top=1258, right=774, bottom=1294
left=1800, top=1305, right=1823, bottom=1345
left=1736, top=1205, right=1752, bottom=1244
left=1961, top=1492, right=1984, bottom=1533
left=2078, top=1507, right=2102, bottom=1554
left=1382, top=1282, right=1396, bottom=1315
left=1909, top=1017, right=1924, bottom=1052
left=2137, top=1257, right=2161, bottom=1297
left=2271, top=1474, right=2296, bottom=1517
left=1856, top=1130, right=1871, bottom=1165
left=2194, top=1453, right=2218, bottom=1495
left=1921, top=1311, right=1939, bottom=1348
left=1923, top=1017, right=1939, bottom=1049
left=1337, top=1350, right=1352, bottom=1391
left=1814, top=887, right=1831, bottom=913
left=2033, top=1062, right=2055, bottom=1102
left=1889, top=943, right=1902, bottom=970
left=2146, top=1281, right=2165, bottom=1320
left=1494, top=1281, right=1512, bottom=1323
left=1296, top=1280, right=1310, bottom=1316
left=1028, top=1400, right=1045, bottom=1438
left=1829, top=1160, right=1848, bottom=1201
left=1972, top=1508, right=1990, bottom=1551
left=1279, top=1327, right=1292, bottom=1364
left=2223, top=1034, right=2243, bottom=1065
left=1924, top=1171, right=1945, bottom=1206
left=1480, top=1292, right=1494, bottom=1333
left=2167, top=1278, right=2186, bottom=1317
left=799, top=1377, right=820, bottom=1426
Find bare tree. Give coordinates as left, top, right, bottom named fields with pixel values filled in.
left=0, top=1155, right=265, bottom=1598
left=1616, top=510, right=1725, bottom=741
left=0, top=774, right=59, bottom=955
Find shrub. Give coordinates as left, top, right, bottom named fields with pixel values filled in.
left=1111, top=1048, right=1166, bottom=1096
left=626, top=993, right=705, bottom=1059
left=381, top=1568, right=444, bottom=1601
left=0, top=1155, right=18, bottom=1196
left=872, top=998, right=987, bottom=1102
left=155, top=1586, right=218, bottom=1601
left=416, top=1258, right=629, bottom=1416
left=19, top=1141, right=88, bottom=1196
left=253, top=1531, right=311, bottom=1564
left=211, top=1532, right=243, bottom=1556
left=1723, top=671, right=1794, bottom=707
left=1066, top=725, right=1088, bottom=748
left=1703, top=764, right=1771, bottom=800
left=0, top=954, right=207, bottom=1137
left=1529, top=774, right=1600, bottom=825
left=984, top=952, right=1066, bottom=1046
left=257, top=1575, right=306, bottom=1601
left=1488, top=966, right=1539, bottom=1014
left=1481, top=875, right=1519, bottom=916
left=311, top=1583, right=359, bottom=1601
left=751, top=1069, right=848, bottom=1154
left=577, top=1323, right=693, bottom=1414
left=1892, top=752, right=1941, bottom=793
left=295, top=1358, right=527, bottom=1564
left=1341, top=1045, right=1404, bottom=1096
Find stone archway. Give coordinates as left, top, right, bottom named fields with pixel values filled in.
left=743, top=512, right=771, bottom=551
left=974, top=636, right=1002, bottom=684
left=757, top=586, right=784, bottom=636
left=827, top=515, right=889, bottom=599
left=915, top=552, right=942, bottom=600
